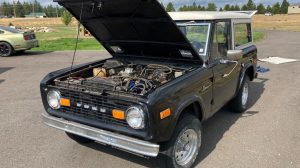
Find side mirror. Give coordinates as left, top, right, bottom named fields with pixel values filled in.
left=227, top=50, right=243, bottom=61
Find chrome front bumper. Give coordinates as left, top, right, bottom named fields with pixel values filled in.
left=42, top=113, right=159, bottom=157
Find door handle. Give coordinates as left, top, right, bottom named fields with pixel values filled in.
left=202, top=82, right=212, bottom=92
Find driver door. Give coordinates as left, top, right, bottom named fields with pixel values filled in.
left=209, top=21, right=239, bottom=113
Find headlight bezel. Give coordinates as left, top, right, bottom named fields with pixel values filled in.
left=126, top=106, right=145, bottom=129
left=47, top=89, right=61, bottom=110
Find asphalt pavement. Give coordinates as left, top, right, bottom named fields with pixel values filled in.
left=0, top=31, right=299, bottom=168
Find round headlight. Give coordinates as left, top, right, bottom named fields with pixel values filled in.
left=47, top=90, right=61, bottom=109
left=126, top=107, right=145, bottom=129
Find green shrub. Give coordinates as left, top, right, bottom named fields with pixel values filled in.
left=61, top=10, right=73, bottom=26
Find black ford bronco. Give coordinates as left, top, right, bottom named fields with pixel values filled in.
left=41, top=0, right=257, bottom=167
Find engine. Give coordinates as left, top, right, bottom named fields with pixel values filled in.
left=55, top=60, right=186, bottom=96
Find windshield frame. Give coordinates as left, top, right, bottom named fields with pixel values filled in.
left=176, top=22, right=211, bottom=57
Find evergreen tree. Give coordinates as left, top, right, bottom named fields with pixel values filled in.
left=234, top=5, right=241, bottom=11
left=266, top=5, right=273, bottom=12
left=246, top=0, right=256, bottom=10
left=166, top=2, right=175, bottom=12
left=224, top=4, right=231, bottom=11
left=23, top=2, right=33, bottom=15
left=257, top=3, right=266, bottom=14
left=219, top=7, right=223, bottom=11
left=230, top=5, right=235, bottom=11
left=206, top=3, right=217, bottom=11
left=33, top=0, right=43, bottom=13
left=241, top=4, right=248, bottom=11
left=1, top=2, right=13, bottom=16
left=15, top=1, right=25, bottom=17
left=191, top=2, right=197, bottom=11
left=272, top=2, right=281, bottom=14
left=61, top=10, right=73, bottom=26
left=280, top=0, right=289, bottom=14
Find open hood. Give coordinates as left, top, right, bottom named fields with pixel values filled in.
left=55, top=0, right=203, bottom=63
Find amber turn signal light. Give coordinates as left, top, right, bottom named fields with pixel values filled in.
left=112, top=109, right=125, bottom=120
left=60, top=98, right=71, bottom=107
left=160, top=108, right=171, bottom=119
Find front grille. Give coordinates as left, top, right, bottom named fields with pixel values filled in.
left=57, top=89, right=132, bottom=127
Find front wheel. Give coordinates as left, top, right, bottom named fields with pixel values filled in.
left=230, top=75, right=250, bottom=113
left=159, top=114, right=202, bottom=168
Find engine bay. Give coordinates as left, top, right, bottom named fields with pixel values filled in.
left=54, top=59, right=192, bottom=96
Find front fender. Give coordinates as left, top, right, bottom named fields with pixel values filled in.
left=174, top=94, right=205, bottom=122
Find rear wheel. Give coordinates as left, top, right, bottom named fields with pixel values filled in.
left=159, top=114, right=202, bottom=168
left=65, top=132, right=94, bottom=144
left=230, top=75, right=250, bottom=113
left=0, top=42, right=13, bottom=57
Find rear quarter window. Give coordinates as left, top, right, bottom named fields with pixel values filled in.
left=234, top=23, right=252, bottom=47
left=0, top=27, right=22, bottom=33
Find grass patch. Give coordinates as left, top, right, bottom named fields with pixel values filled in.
left=32, top=26, right=104, bottom=51
left=253, top=31, right=265, bottom=42
left=32, top=38, right=103, bottom=51
left=32, top=26, right=265, bottom=51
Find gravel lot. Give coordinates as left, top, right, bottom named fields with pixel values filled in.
left=0, top=31, right=299, bottom=168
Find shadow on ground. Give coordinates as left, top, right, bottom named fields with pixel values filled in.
left=0, top=67, right=15, bottom=85
left=81, top=78, right=267, bottom=168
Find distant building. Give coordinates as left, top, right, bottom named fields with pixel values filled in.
left=288, top=3, right=300, bottom=14
left=25, top=12, right=47, bottom=18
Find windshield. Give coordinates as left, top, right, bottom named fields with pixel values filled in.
left=177, top=23, right=210, bottom=56
left=0, top=26, right=22, bottom=33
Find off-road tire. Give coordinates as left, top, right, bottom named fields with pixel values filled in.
left=159, top=114, right=202, bottom=168
left=230, top=75, right=250, bottom=113
left=66, top=132, right=94, bottom=144
left=0, top=42, right=13, bottom=57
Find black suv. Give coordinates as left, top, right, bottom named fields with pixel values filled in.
left=41, top=0, right=257, bottom=167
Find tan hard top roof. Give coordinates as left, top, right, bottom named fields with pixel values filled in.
left=168, top=11, right=254, bottom=21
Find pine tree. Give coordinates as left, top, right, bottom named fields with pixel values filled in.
left=257, top=3, right=266, bottom=14
left=230, top=5, right=235, bottom=11
left=61, top=10, right=73, bottom=26
left=242, top=4, right=248, bottom=11
left=266, top=5, right=273, bottom=13
left=272, top=2, right=281, bottom=14
left=224, top=4, right=231, bottom=11
left=166, top=2, right=175, bottom=12
left=234, top=5, right=241, bottom=11
left=15, top=1, right=25, bottom=17
left=206, top=3, right=217, bottom=11
left=246, top=0, right=256, bottom=10
left=280, top=0, right=289, bottom=14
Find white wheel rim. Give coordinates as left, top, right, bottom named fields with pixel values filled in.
left=174, top=129, right=198, bottom=166
left=242, top=82, right=249, bottom=106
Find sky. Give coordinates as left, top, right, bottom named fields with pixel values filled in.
left=0, top=0, right=299, bottom=8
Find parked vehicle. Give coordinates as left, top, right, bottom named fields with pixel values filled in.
left=0, top=26, right=39, bottom=57
left=265, top=12, right=273, bottom=16
left=41, top=1, right=258, bottom=167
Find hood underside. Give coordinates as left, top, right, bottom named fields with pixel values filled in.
left=55, top=0, right=203, bottom=63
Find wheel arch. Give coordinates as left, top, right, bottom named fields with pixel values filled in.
left=0, top=40, right=14, bottom=50
left=238, top=64, right=255, bottom=90
left=175, top=99, right=205, bottom=123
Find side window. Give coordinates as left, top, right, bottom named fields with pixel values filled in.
left=211, top=21, right=230, bottom=60
left=234, top=23, right=252, bottom=47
